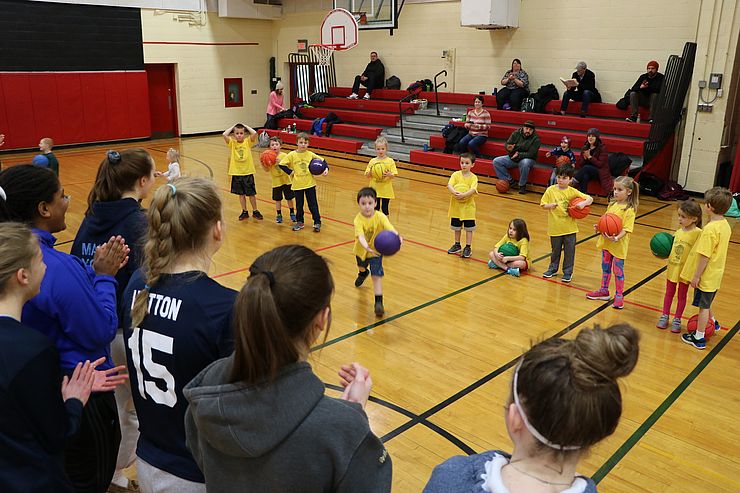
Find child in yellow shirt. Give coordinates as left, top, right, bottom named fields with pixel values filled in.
left=262, top=137, right=296, bottom=224
left=488, top=219, right=531, bottom=277
left=586, top=176, right=639, bottom=309
left=540, top=164, right=593, bottom=283
left=446, top=153, right=478, bottom=259
left=354, top=187, right=401, bottom=317
left=657, top=200, right=702, bottom=333
left=223, top=123, right=261, bottom=221
left=680, top=187, right=733, bottom=349
left=364, top=137, right=398, bottom=216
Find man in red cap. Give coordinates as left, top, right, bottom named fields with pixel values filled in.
left=625, top=60, right=664, bottom=123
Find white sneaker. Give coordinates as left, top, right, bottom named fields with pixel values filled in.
left=347, top=93, right=359, bottom=100
left=363, top=93, right=371, bottom=100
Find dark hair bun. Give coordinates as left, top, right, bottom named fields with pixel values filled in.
left=573, top=323, right=639, bottom=384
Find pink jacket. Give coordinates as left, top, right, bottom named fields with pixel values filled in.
left=266, top=91, right=285, bottom=115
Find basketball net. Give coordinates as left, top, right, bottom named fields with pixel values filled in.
left=309, top=44, right=337, bottom=66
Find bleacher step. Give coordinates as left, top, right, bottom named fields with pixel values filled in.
left=357, top=145, right=410, bottom=162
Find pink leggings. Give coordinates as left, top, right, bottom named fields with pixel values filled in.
left=662, top=280, right=689, bottom=319
left=600, top=250, right=625, bottom=299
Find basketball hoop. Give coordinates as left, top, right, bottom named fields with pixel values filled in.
left=310, top=44, right=340, bottom=66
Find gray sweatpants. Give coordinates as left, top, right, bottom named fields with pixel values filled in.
left=137, top=459, right=206, bottom=493
left=548, top=233, right=577, bottom=276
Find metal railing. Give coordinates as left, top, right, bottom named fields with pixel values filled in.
left=434, top=70, right=447, bottom=116
left=398, top=92, right=419, bottom=143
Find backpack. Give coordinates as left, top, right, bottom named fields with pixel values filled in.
left=521, top=97, right=536, bottom=112
left=441, top=123, right=456, bottom=138
left=443, top=127, right=468, bottom=154
left=532, top=84, right=559, bottom=113
left=725, top=194, right=740, bottom=218
left=658, top=181, right=689, bottom=201
left=638, top=172, right=664, bottom=197
left=616, top=89, right=631, bottom=110
left=385, top=75, right=401, bottom=90
left=308, top=92, right=330, bottom=103
left=407, top=80, right=425, bottom=93
left=311, top=117, right=327, bottom=136
left=608, top=152, right=632, bottom=177
left=423, top=79, right=433, bottom=92
left=258, top=131, right=270, bottom=147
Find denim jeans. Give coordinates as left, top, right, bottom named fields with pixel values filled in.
left=560, top=89, right=595, bottom=114
left=454, top=134, right=487, bottom=157
left=493, top=155, right=535, bottom=187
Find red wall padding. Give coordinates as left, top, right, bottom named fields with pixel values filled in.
left=0, top=71, right=151, bottom=150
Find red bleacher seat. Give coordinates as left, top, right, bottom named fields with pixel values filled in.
left=300, top=107, right=399, bottom=127
left=313, top=98, right=418, bottom=114
left=277, top=118, right=383, bottom=140
left=263, top=129, right=363, bottom=154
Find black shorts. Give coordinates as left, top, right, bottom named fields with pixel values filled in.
left=692, top=288, right=716, bottom=309
left=450, top=218, right=476, bottom=231
left=230, top=175, right=256, bottom=196
left=272, top=184, right=295, bottom=201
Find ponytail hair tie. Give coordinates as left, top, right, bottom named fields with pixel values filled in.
left=249, top=266, right=275, bottom=287
left=0, top=185, right=6, bottom=202
left=166, top=183, right=177, bottom=196
left=107, top=150, right=122, bottom=164
left=144, top=284, right=151, bottom=290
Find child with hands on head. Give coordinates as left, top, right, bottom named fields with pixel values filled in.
left=223, top=122, right=262, bottom=221
left=488, top=219, right=530, bottom=277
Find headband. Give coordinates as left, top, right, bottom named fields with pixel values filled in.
left=0, top=185, right=6, bottom=202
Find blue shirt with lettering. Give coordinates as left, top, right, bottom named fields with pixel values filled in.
left=121, top=270, right=236, bottom=482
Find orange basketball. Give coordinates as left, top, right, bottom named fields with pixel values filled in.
left=555, top=155, right=571, bottom=167
left=496, top=180, right=510, bottom=193
left=598, top=213, right=622, bottom=236
left=687, top=314, right=716, bottom=338
left=568, top=197, right=590, bottom=219
left=260, top=150, right=277, bottom=168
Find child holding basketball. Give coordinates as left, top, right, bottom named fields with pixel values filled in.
left=223, top=122, right=262, bottom=221
left=39, top=137, right=60, bottom=176
left=447, top=153, right=478, bottom=259
left=586, top=176, right=639, bottom=309
left=354, top=187, right=400, bottom=317
left=656, top=199, right=702, bottom=333
left=488, top=219, right=530, bottom=277
left=364, top=136, right=398, bottom=215
left=545, top=136, right=576, bottom=185
left=155, top=148, right=181, bottom=182
left=263, top=137, right=296, bottom=223
left=679, top=187, right=733, bottom=349
left=540, top=165, right=593, bottom=283
left=278, top=132, right=329, bottom=232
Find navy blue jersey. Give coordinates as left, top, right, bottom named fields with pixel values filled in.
left=121, top=270, right=236, bottom=482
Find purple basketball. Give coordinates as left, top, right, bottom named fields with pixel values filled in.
left=308, top=158, right=328, bottom=175
left=32, top=154, right=50, bottom=167
left=374, top=230, right=401, bottom=256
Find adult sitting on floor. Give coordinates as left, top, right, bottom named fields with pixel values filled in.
left=455, top=96, right=491, bottom=157
left=573, top=128, right=611, bottom=193
left=560, top=61, right=602, bottom=117
left=621, top=60, right=664, bottom=123
left=347, top=52, right=385, bottom=100
left=496, top=59, right=529, bottom=111
left=493, top=121, right=541, bottom=195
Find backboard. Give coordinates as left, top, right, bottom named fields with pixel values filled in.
left=319, top=8, right=359, bottom=50
left=333, top=0, right=397, bottom=30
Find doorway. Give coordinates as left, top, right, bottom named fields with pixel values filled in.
left=145, top=64, right=179, bottom=139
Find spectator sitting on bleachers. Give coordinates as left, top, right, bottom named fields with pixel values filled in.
left=496, top=59, right=529, bottom=111
left=573, top=128, right=611, bottom=193
left=493, top=120, right=541, bottom=195
left=622, top=60, right=664, bottom=123
left=347, top=52, right=385, bottom=100
left=455, top=96, right=491, bottom=157
left=560, top=62, right=602, bottom=117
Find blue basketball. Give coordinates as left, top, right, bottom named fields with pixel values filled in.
left=308, top=158, right=328, bottom=175
left=374, top=230, right=401, bottom=256
left=32, top=154, right=50, bottom=167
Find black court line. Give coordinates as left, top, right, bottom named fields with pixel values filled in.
left=592, top=319, right=740, bottom=484
left=56, top=239, right=73, bottom=246
left=379, top=265, right=667, bottom=444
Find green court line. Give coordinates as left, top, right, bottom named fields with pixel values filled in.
left=592, top=320, right=739, bottom=484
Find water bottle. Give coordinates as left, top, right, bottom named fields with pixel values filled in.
left=492, top=87, right=497, bottom=96
left=292, top=123, right=297, bottom=133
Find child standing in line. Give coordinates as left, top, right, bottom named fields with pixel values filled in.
left=545, top=136, right=576, bottom=185
left=447, top=153, right=478, bottom=259
left=353, top=187, right=401, bottom=317
left=679, top=187, right=733, bottom=349
left=540, top=165, right=593, bottom=283
left=39, top=137, right=60, bottom=176
left=488, top=219, right=530, bottom=277
left=223, top=123, right=262, bottom=221
left=278, top=133, right=329, bottom=232
left=263, top=137, right=296, bottom=224
left=586, top=176, right=639, bottom=309
left=155, top=148, right=181, bottom=182
left=657, top=200, right=702, bottom=333
left=364, top=136, right=398, bottom=216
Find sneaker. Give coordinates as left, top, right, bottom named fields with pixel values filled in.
left=542, top=270, right=555, bottom=278
left=488, top=260, right=498, bottom=269
left=355, top=271, right=369, bottom=287
left=612, top=296, right=624, bottom=309
left=276, top=214, right=283, bottom=223
left=348, top=93, right=359, bottom=99
left=313, top=223, right=321, bottom=233
left=292, top=222, right=304, bottom=231
left=586, top=289, right=611, bottom=301
left=561, top=275, right=572, bottom=283
left=681, top=332, right=706, bottom=349
left=252, top=210, right=263, bottom=220
left=238, top=210, right=249, bottom=221
left=507, top=267, right=520, bottom=277
left=503, top=103, right=511, bottom=110
left=626, top=115, right=638, bottom=123
left=714, top=318, right=721, bottom=333
left=518, top=187, right=527, bottom=195
left=374, top=301, right=385, bottom=316
left=363, top=93, right=371, bottom=100
left=671, top=317, right=682, bottom=333
left=656, top=314, right=669, bottom=330
left=579, top=113, right=587, bottom=118
left=461, top=245, right=472, bottom=258
left=447, top=243, right=462, bottom=255
left=289, top=212, right=297, bottom=222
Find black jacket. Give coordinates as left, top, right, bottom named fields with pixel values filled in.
left=362, top=59, right=385, bottom=88
left=570, top=69, right=601, bottom=100
left=631, top=72, right=664, bottom=94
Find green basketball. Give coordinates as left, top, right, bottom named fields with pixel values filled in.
left=650, top=232, right=674, bottom=259
left=499, top=242, right=520, bottom=257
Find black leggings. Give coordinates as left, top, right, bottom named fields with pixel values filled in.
left=64, top=392, right=120, bottom=493
left=375, top=198, right=390, bottom=215
left=496, top=87, right=528, bottom=110
left=295, top=186, right=321, bottom=225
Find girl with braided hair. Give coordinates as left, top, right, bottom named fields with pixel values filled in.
left=120, top=177, right=236, bottom=493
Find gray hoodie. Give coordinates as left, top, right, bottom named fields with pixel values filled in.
left=183, top=358, right=392, bottom=493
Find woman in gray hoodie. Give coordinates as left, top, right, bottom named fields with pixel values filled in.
left=184, top=244, right=392, bottom=493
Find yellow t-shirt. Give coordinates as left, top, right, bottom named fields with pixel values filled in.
left=447, top=171, right=478, bottom=221
left=540, top=185, right=591, bottom=237
left=666, top=227, right=701, bottom=283
left=596, top=202, right=635, bottom=259
left=280, top=150, right=322, bottom=191
left=353, top=211, right=396, bottom=260
left=365, top=157, right=398, bottom=199
left=269, top=151, right=291, bottom=188
left=494, top=234, right=530, bottom=259
left=227, top=138, right=255, bottom=176
left=679, top=219, right=731, bottom=292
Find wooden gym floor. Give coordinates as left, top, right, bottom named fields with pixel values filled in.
left=3, top=136, right=739, bottom=492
